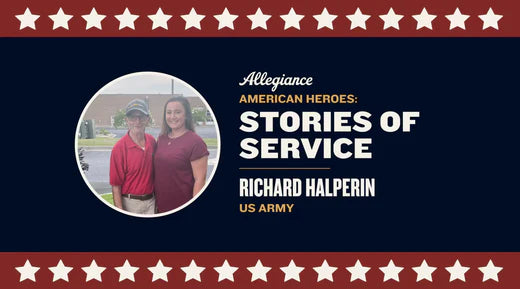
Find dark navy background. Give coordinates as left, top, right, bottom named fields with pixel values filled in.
left=2, top=38, right=519, bottom=251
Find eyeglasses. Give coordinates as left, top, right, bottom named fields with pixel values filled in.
left=127, top=115, right=149, bottom=122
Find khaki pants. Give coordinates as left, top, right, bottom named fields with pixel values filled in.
left=122, top=195, right=156, bottom=215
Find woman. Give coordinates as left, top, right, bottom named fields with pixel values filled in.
left=154, top=97, right=209, bottom=213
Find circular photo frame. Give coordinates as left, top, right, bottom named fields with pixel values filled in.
left=75, top=72, right=220, bottom=217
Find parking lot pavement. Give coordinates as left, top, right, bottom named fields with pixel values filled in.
left=103, top=125, right=217, bottom=139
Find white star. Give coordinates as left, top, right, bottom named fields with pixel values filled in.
left=115, top=8, right=139, bottom=30
left=313, top=259, right=337, bottom=282
left=148, top=260, right=172, bottom=282
left=114, top=260, right=139, bottom=282
left=479, top=8, right=503, bottom=30
left=379, top=260, right=403, bottom=282
left=82, top=8, right=106, bottom=30
left=15, top=260, right=40, bottom=282
left=446, top=8, right=470, bottom=30
left=15, top=8, right=40, bottom=30
left=479, top=260, right=502, bottom=282
left=247, top=259, right=271, bottom=282
left=81, top=260, right=106, bottom=282
left=48, top=8, right=73, bottom=30
left=214, top=8, right=238, bottom=30
left=181, top=8, right=205, bottom=30
left=280, top=8, right=304, bottom=30
left=214, top=260, right=239, bottom=282
left=247, top=8, right=271, bottom=30
left=412, top=8, right=437, bottom=30
left=346, top=8, right=371, bottom=30
left=280, top=260, right=305, bottom=282
left=148, top=8, right=172, bottom=30
left=181, top=260, right=205, bottom=282
left=445, top=259, right=470, bottom=282
left=313, top=8, right=337, bottom=30
left=346, top=260, right=370, bottom=282
left=379, top=8, right=403, bottom=30
left=412, top=260, right=437, bottom=282
left=48, top=260, right=73, bottom=282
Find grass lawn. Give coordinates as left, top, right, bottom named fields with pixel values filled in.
left=203, top=138, right=218, bottom=147
left=78, top=137, right=217, bottom=147
left=78, top=137, right=119, bottom=147
left=101, top=194, right=114, bottom=205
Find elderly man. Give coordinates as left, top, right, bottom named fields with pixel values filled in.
left=109, top=99, right=156, bottom=214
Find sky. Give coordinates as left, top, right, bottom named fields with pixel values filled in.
left=99, top=73, right=197, bottom=96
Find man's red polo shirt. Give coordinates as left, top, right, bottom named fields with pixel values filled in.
left=109, top=132, right=156, bottom=195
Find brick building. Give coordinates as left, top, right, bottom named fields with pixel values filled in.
left=83, top=94, right=206, bottom=128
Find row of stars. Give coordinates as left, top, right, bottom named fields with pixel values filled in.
left=16, top=7, right=503, bottom=31
left=15, top=258, right=503, bottom=283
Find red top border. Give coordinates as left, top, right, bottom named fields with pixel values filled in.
left=2, top=1, right=519, bottom=38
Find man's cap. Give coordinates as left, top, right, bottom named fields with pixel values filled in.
left=125, top=99, right=149, bottom=116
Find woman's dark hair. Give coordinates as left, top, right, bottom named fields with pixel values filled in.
left=160, top=97, right=194, bottom=136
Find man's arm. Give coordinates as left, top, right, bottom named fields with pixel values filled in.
left=112, top=185, right=123, bottom=209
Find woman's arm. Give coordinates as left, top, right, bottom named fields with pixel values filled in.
left=191, top=155, right=208, bottom=197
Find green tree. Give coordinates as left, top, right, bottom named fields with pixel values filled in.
left=113, top=109, right=127, bottom=128
left=192, top=109, right=207, bottom=124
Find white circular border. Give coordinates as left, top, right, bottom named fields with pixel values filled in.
left=74, top=71, right=221, bottom=218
